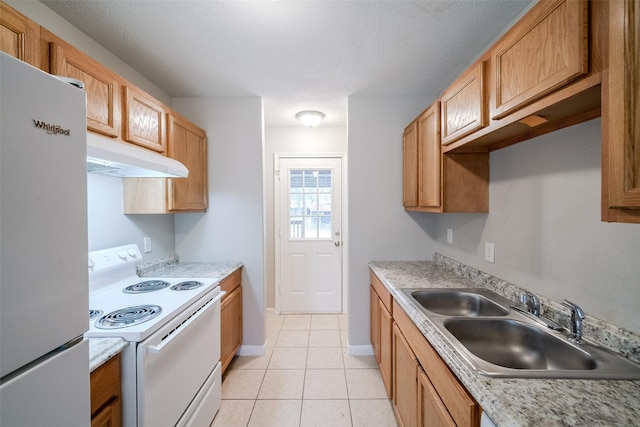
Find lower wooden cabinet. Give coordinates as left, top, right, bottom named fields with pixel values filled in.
left=220, top=268, right=243, bottom=374
left=370, top=272, right=393, bottom=397
left=418, top=367, right=456, bottom=427
left=370, top=269, right=480, bottom=427
left=90, top=353, right=122, bottom=427
left=393, top=299, right=480, bottom=427
left=393, top=322, right=418, bottom=427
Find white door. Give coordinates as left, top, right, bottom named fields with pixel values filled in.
left=277, top=157, right=343, bottom=313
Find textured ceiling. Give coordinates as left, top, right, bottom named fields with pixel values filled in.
left=41, top=0, right=533, bottom=127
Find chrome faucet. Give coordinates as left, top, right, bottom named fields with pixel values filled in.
left=520, top=292, right=540, bottom=317
left=562, top=300, right=585, bottom=344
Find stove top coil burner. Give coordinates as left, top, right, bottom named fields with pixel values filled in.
left=170, top=280, right=205, bottom=291
left=123, top=280, right=171, bottom=294
left=89, top=309, right=103, bottom=320
left=95, top=305, right=162, bottom=329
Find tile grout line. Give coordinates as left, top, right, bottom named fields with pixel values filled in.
left=232, top=314, right=356, bottom=427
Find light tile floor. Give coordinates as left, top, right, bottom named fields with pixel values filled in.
left=212, top=311, right=398, bottom=427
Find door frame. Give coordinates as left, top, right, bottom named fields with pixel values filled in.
left=274, top=153, right=348, bottom=315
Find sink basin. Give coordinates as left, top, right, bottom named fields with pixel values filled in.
left=400, top=287, right=640, bottom=379
left=404, top=288, right=510, bottom=317
left=444, top=318, right=596, bottom=370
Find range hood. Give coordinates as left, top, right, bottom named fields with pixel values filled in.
left=86, top=133, right=189, bottom=178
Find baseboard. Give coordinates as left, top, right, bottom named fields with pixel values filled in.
left=347, top=344, right=374, bottom=356
left=237, top=343, right=266, bottom=357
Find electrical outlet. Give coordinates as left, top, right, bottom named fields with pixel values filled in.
left=485, top=242, right=495, bottom=263
left=446, top=228, right=453, bottom=244
left=143, top=237, right=152, bottom=253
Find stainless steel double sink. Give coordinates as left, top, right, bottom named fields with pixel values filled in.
left=401, top=288, right=640, bottom=379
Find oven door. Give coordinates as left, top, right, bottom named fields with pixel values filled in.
left=137, top=289, right=224, bottom=427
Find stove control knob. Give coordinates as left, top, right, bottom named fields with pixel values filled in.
left=127, top=248, right=138, bottom=258
left=118, top=250, right=127, bottom=260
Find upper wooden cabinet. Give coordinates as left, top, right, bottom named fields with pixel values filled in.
left=402, top=120, right=419, bottom=208
left=441, top=62, right=487, bottom=145
left=0, top=2, right=40, bottom=67
left=436, top=0, right=603, bottom=154
left=167, top=113, right=208, bottom=212
left=49, top=39, right=121, bottom=138
left=492, top=0, right=589, bottom=120
left=404, top=103, right=488, bottom=214
left=417, top=104, right=442, bottom=209
left=602, top=0, right=640, bottom=223
left=123, top=85, right=167, bottom=153
left=123, top=112, right=208, bottom=214
left=403, top=104, right=442, bottom=210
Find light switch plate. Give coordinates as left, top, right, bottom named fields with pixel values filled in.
left=143, top=237, right=152, bottom=253
left=446, top=228, right=453, bottom=244
left=485, top=242, right=495, bottom=263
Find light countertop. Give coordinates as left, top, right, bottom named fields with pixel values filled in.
left=137, top=256, right=242, bottom=281
left=369, top=257, right=640, bottom=427
left=88, top=337, right=127, bottom=372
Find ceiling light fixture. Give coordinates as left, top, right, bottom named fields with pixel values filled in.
left=296, top=110, right=325, bottom=127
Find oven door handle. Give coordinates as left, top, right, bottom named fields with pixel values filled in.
left=147, top=291, right=225, bottom=355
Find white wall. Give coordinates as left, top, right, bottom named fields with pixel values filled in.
left=434, top=118, right=640, bottom=334
left=264, top=126, right=347, bottom=308
left=87, top=174, right=175, bottom=259
left=172, top=97, right=265, bottom=350
left=347, top=96, right=439, bottom=348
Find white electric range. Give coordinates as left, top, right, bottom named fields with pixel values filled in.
left=86, top=244, right=224, bottom=427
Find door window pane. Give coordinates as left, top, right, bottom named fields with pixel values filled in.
left=289, top=168, right=333, bottom=239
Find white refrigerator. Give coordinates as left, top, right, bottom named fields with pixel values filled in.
left=0, top=52, right=90, bottom=426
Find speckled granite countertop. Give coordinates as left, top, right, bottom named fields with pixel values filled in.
left=136, top=255, right=242, bottom=280
left=369, top=256, right=640, bottom=427
left=88, top=337, right=127, bottom=372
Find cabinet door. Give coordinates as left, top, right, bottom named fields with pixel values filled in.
left=418, top=367, right=456, bottom=427
left=393, top=300, right=480, bottom=427
left=370, top=286, right=381, bottom=364
left=403, top=120, right=419, bottom=208
left=492, top=0, right=588, bottom=119
left=221, top=286, right=243, bottom=373
left=90, top=355, right=122, bottom=427
left=417, top=103, right=441, bottom=208
left=603, top=0, right=640, bottom=219
left=123, top=86, right=166, bottom=153
left=167, top=113, right=208, bottom=212
left=379, top=299, right=393, bottom=398
left=91, top=401, right=119, bottom=427
left=50, top=41, right=120, bottom=138
left=441, top=62, right=487, bottom=145
left=392, top=323, right=418, bottom=427
left=0, top=2, right=39, bottom=67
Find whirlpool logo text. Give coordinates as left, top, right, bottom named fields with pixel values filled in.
left=33, top=119, right=71, bottom=136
